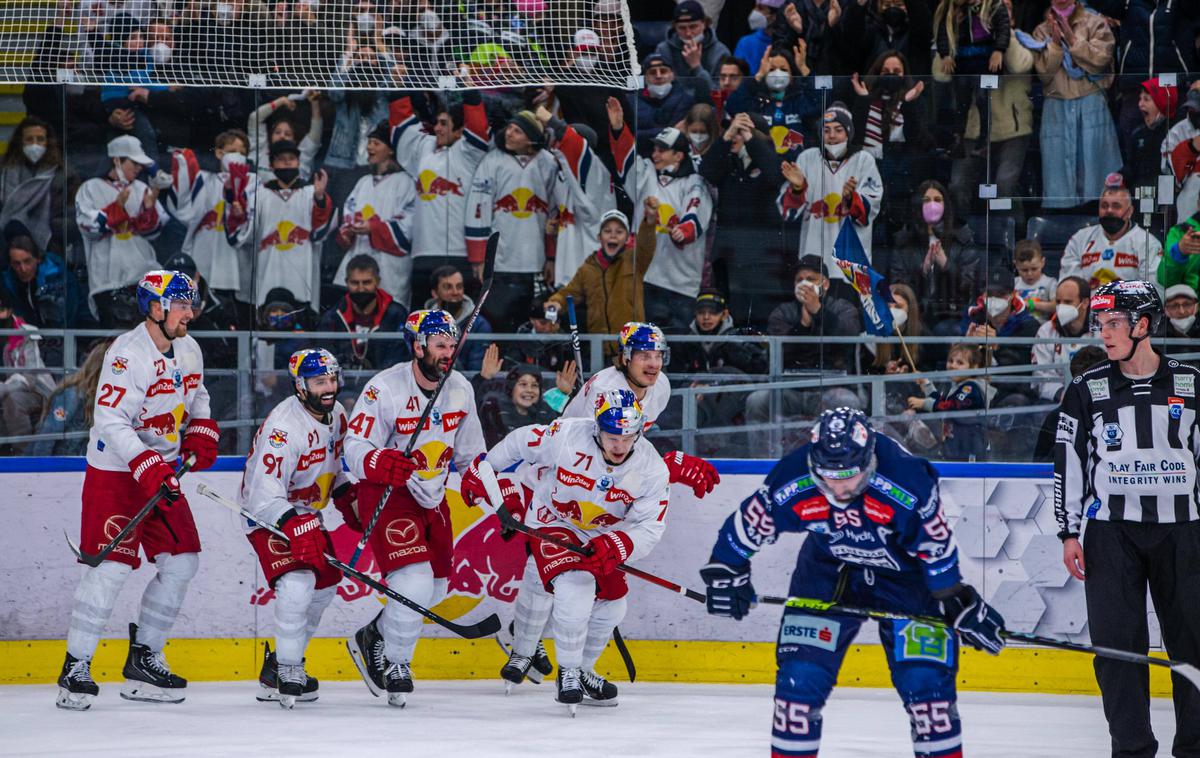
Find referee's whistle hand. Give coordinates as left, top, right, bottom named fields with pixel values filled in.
left=1062, top=538, right=1086, bottom=581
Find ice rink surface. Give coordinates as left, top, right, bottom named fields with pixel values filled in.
left=0, top=681, right=1178, bottom=757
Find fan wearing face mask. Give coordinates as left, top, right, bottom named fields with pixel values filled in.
left=652, top=1, right=732, bottom=92
left=318, top=254, right=409, bottom=373
left=634, top=53, right=700, bottom=150
left=725, top=46, right=819, bottom=158
left=733, top=1, right=783, bottom=75
left=961, top=263, right=1041, bottom=369
left=1058, top=179, right=1163, bottom=289
left=0, top=117, right=76, bottom=256
left=1158, top=284, right=1200, bottom=342
left=1032, top=275, right=1092, bottom=401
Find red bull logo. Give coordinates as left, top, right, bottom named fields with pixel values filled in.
left=198, top=200, right=226, bottom=232
left=135, top=403, right=186, bottom=442
left=654, top=203, right=679, bottom=235
left=550, top=498, right=619, bottom=530
left=494, top=187, right=549, bottom=219
left=268, top=428, right=288, bottom=448
left=418, top=169, right=465, bottom=201
left=111, top=356, right=129, bottom=375
left=142, top=273, right=164, bottom=292
left=363, top=385, right=380, bottom=404
left=411, top=441, right=454, bottom=479
left=260, top=220, right=310, bottom=251
left=769, top=125, right=805, bottom=154
left=810, top=192, right=849, bottom=224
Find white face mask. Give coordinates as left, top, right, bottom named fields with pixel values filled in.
left=1056, top=304, right=1080, bottom=326
left=1170, top=315, right=1196, bottom=333
left=576, top=55, right=597, bottom=72
left=22, top=143, right=46, bottom=164
left=419, top=9, right=440, bottom=31
left=302, top=0, right=320, bottom=9
left=824, top=140, right=847, bottom=159
left=795, top=280, right=820, bottom=300
left=748, top=9, right=768, bottom=30
left=151, top=42, right=172, bottom=65
left=220, top=151, right=247, bottom=172
left=688, top=131, right=709, bottom=148
left=765, top=69, right=790, bottom=92
left=647, top=81, right=673, bottom=98
left=889, top=306, right=908, bottom=329
left=986, top=296, right=1009, bottom=317
left=357, top=12, right=375, bottom=32
left=216, top=2, right=234, bottom=21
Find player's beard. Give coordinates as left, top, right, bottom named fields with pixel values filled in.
left=417, top=351, right=447, bottom=382
left=303, top=390, right=337, bottom=416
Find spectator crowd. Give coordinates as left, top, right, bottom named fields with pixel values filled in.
left=2, top=0, right=1200, bottom=461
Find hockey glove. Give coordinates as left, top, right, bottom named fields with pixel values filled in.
left=700, top=562, right=755, bottom=620
left=278, top=510, right=328, bottom=568
left=458, top=454, right=490, bottom=508
left=939, top=584, right=1005, bottom=655
left=663, top=451, right=721, bottom=498
left=581, top=531, right=633, bottom=577
left=180, top=418, right=220, bottom=471
left=129, top=450, right=185, bottom=510
left=362, top=448, right=417, bottom=488
left=333, top=481, right=362, bottom=532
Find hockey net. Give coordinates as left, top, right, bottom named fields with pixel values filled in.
left=2, top=0, right=639, bottom=89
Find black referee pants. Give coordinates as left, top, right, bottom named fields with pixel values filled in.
left=1083, top=520, right=1200, bottom=758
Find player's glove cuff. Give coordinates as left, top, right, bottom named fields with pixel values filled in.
left=700, top=561, right=755, bottom=620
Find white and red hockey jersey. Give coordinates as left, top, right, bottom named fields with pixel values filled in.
left=465, top=149, right=559, bottom=274
left=165, top=150, right=259, bottom=292
left=389, top=95, right=490, bottom=260
left=75, top=176, right=164, bottom=305
left=561, top=365, right=671, bottom=430
left=550, top=126, right=616, bottom=287
left=238, top=395, right=350, bottom=530
left=344, top=362, right=486, bottom=510
left=775, top=145, right=883, bottom=283
left=252, top=181, right=335, bottom=307
left=610, top=126, right=712, bottom=298
left=1058, top=223, right=1163, bottom=289
left=333, top=168, right=418, bottom=308
left=86, top=323, right=211, bottom=472
left=486, top=418, right=670, bottom=559
left=1163, top=117, right=1200, bottom=222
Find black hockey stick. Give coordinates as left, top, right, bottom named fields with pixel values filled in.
left=349, top=233, right=498, bottom=568
left=782, top=597, right=1200, bottom=690
left=67, top=454, right=197, bottom=567
left=564, top=295, right=585, bottom=391
left=612, top=626, right=636, bottom=683
left=195, top=484, right=501, bottom=640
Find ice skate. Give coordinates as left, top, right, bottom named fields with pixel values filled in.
left=527, top=640, right=553, bottom=684
left=346, top=610, right=387, bottom=697
left=276, top=663, right=307, bottom=710
left=56, top=653, right=98, bottom=711
left=500, top=650, right=533, bottom=694
left=556, top=667, right=583, bottom=716
left=384, top=661, right=413, bottom=707
left=120, top=623, right=186, bottom=704
left=257, top=642, right=318, bottom=703
left=581, top=669, right=618, bottom=707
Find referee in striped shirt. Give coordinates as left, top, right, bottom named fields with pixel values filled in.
left=1055, top=279, right=1200, bottom=758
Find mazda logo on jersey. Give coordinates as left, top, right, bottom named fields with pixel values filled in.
left=386, top=519, right=420, bottom=547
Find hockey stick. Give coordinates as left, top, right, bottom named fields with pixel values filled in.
left=564, top=295, right=585, bottom=391
left=67, top=454, right=197, bottom=567
left=195, top=484, right=501, bottom=640
left=782, top=597, right=1200, bottom=690
left=349, top=233, right=499, bottom=568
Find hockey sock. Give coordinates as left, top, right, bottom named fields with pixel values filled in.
left=381, top=562, right=434, bottom=664
left=582, top=596, right=627, bottom=672
left=67, top=560, right=132, bottom=660
left=136, top=552, right=198, bottom=651
left=274, top=571, right=316, bottom=666
left=549, top=571, right=594, bottom=670
left=303, top=585, right=336, bottom=648
left=512, top=557, right=554, bottom=657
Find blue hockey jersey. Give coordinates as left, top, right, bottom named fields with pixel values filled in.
left=709, top=434, right=962, bottom=595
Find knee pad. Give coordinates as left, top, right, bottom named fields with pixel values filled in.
left=154, top=552, right=199, bottom=587
left=274, top=570, right=317, bottom=615
left=590, top=595, right=626, bottom=629
left=384, top=562, right=435, bottom=612
left=776, top=657, right=838, bottom=706
left=551, top=571, right=595, bottom=624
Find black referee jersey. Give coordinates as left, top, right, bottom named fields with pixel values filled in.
left=1054, top=352, right=1200, bottom=539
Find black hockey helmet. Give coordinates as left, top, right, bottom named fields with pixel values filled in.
left=1088, top=280, right=1163, bottom=335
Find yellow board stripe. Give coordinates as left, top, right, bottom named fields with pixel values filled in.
left=1, top=638, right=1179, bottom=696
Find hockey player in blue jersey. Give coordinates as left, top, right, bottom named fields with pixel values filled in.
left=701, top=408, right=1006, bottom=758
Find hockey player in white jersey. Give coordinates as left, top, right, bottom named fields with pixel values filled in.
left=165, top=130, right=257, bottom=297
left=460, top=390, right=671, bottom=712
left=57, top=270, right=221, bottom=710
left=239, top=348, right=350, bottom=709
left=333, top=120, right=418, bottom=309
left=342, top=309, right=486, bottom=706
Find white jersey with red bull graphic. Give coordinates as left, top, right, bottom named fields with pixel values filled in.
left=75, top=177, right=165, bottom=303
left=549, top=126, right=616, bottom=288
left=487, top=418, right=670, bottom=561
left=165, top=162, right=259, bottom=293
left=561, top=366, right=671, bottom=430
left=344, top=362, right=486, bottom=510
left=1058, top=223, right=1164, bottom=290
left=389, top=96, right=490, bottom=260
left=252, top=182, right=335, bottom=306
left=610, top=126, right=712, bottom=298
left=86, top=323, right=211, bottom=472
left=775, top=146, right=883, bottom=284
left=238, top=395, right=350, bottom=532
left=465, top=149, right=559, bottom=274
left=333, top=169, right=418, bottom=308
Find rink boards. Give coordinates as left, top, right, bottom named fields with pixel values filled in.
left=0, top=458, right=1175, bottom=695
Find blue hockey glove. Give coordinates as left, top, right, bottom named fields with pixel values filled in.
left=700, top=562, right=755, bottom=620
left=939, top=584, right=1005, bottom=655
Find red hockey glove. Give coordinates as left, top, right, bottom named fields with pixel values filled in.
left=333, top=481, right=361, bottom=532
left=495, top=475, right=528, bottom=523
left=129, top=450, right=185, bottom=510
left=278, top=511, right=328, bottom=568
left=458, top=455, right=490, bottom=508
left=581, top=531, right=633, bottom=577
left=180, top=418, right=220, bottom=471
left=663, top=451, right=721, bottom=498
left=362, top=448, right=417, bottom=488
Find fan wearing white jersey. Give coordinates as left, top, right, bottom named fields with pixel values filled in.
left=57, top=270, right=220, bottom=711
left=239, top=348, right=351, bottom=709
left=461, top=391, right=670, bottom=711
left=342, top=309, right=486, bottom=706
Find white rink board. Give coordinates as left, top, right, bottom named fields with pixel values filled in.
left=2, top=463, right=1127, bottom=646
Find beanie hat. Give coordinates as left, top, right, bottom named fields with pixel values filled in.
left=822, top=102, right=854, bottom=141
left=1140, top=77, right=1179, bottom=121
left=367, top=119, right=391, bottom=148
left=507, top=110, right=545, bottom=149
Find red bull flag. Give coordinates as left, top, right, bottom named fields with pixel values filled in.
left=832, top=220, right=894, bottom=336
